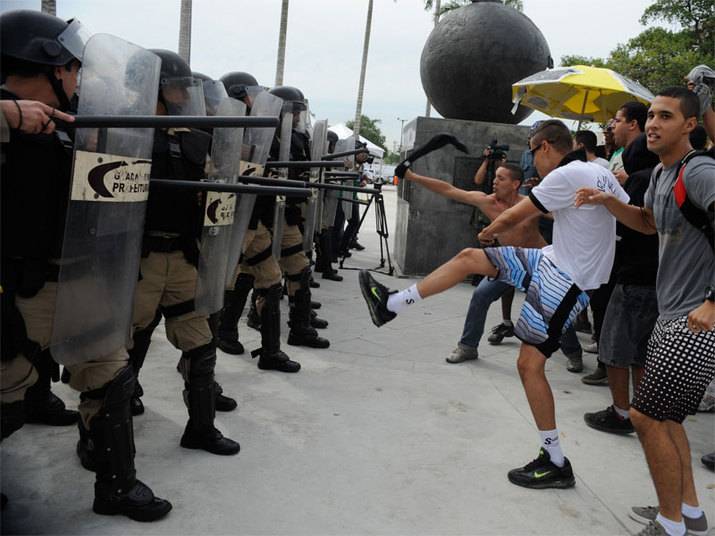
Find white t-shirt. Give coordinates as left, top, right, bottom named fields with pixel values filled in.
left=592, top=156, right=610, bottom=168
left=531, top=159, right=629, bottom=290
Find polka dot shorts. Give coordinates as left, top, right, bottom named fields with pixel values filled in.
left=632, top=315, right=715, bottom=423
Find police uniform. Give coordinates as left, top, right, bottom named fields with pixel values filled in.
left=127, top=49, right=240, bottom=458
left=0, top=10, right=170, bottom=520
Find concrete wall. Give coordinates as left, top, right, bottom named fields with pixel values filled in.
left=394, top=116, right=531, bottom=276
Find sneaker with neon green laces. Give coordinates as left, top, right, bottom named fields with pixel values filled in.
left=359, top=270, right=397, bottom=327
left=507, top=449, right=575, bottom=489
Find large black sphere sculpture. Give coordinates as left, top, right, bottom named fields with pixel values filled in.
left=420, top=0, right=552, bottom=123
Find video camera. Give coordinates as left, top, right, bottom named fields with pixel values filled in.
left=356, top=140, right=375, bottom=164
left=485, top=138, right=509, bottom=161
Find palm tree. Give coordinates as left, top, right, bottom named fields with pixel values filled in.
left=422, top=0, right=441, bottom=117
left=178, top=0, right=192, bottom=63
left=352, top=0, right=374, bottom=137
left=275, top=0, right=289, bottom=87
left=40, top=0, right=56, bottom=15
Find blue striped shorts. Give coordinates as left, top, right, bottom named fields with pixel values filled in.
left=483, top=247, right=590, bottom=357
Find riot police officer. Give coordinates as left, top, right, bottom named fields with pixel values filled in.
left=125, top=50, right=240, bottom=455
left=267, top=86, right=330, bottom=349
left=0, top=10, right=171, bottom=520
left=215, top=73, right=302, bottom=372
left=314, top=129, right=343, bottom=281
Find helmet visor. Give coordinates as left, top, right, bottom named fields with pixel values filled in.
left=58, top=18, right=92, bottom=62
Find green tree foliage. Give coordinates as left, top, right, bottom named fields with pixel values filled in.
left=640, top=0, right=714, bottom=49
left=607, top=27, right=706, bottom=92
left=346, top=115, right=387, bottom=153
left=560, top=0, right=714, bottom=94
left=559, top=55, right=610, bottom=69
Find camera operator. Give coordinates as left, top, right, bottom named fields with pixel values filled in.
left=474, top=139, right=509, bottom=194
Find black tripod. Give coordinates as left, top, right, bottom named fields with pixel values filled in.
left=338, top=183, right=394, bottom=275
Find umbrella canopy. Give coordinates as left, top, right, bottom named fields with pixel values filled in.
left=511, top=65, right=654, bottom=128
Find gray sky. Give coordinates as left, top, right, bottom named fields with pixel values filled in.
left=2, top=0, right=659, bottom=150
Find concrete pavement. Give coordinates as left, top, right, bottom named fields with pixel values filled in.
left=2, top=185, right=713, bottom=535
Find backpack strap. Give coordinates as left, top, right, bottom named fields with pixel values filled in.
left=673, top=148, right=714, bottom=252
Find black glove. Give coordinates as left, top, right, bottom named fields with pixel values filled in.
left=394, top=133, right=469, bottom=179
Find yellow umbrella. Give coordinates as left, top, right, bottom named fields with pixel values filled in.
left=511, top=65, right=654, bottom=129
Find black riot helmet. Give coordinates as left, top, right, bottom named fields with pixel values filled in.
left=193, top=71, right=227, bottom=116
left=327, top=130, right=338, bottom=153
left=220, top=71, right=258, bottom=101
left=149, top=49, right=203, bottom=115
left=0, top=10, right=90, bottom=110
left=150, top=49, right=193, bottom=87
left=268, top=85, right=306, bottom=114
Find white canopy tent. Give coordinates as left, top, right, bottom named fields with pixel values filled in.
left=326, top=122, right=385, bottom=159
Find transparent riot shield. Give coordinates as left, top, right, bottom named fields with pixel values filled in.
left=302, top=119, right=327, bottom=251
left=194, top=97, right=246, bottom=315
left=51, top=35, right=160, bottom=364
left=224, top=91, right=282, bottom=285
left=272, top=111, right=293, bottom=260
left=333, top=135, right=358, bottom=221
left=202, top=80, right=228, bottom=116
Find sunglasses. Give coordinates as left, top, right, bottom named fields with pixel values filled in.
left=530, top=139, right=555, bottom=157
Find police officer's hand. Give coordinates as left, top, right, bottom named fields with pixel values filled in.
left=1, top=100, right=74, bottom=134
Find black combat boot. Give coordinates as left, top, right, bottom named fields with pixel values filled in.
left=1, top=400, right=25, bottom=440
left=250, top=284, right=301, bottom=373
left=310, top=309, right=329, bottom=329
left=179, top=344, right=240, bottom=455
left=128, top=310, right=162, bottom=416
left=287, top=269, right=330, bottom=349
left=179, top=351, right=237, bottom=412
left=216, top=274, right=254, bottom=355
left=88, top=366, right=172, bottom=521
left=24, top=350, right=78, bottom=426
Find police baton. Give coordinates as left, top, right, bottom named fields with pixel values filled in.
left=54, top=115, right=279, bottom=129
left=149, top=178, right=311, bottom=198
left=321, top=148, right=370, bottom=160
left=238, top=175, right=379, bottom=196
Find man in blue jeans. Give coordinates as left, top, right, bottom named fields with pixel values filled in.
left=403, top=160, right=583, bottom=369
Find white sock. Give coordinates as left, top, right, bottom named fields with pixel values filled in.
left=655, top=513, right=686, bottom=536
left=538, top=429, right=564, bottom=467
left=386, top=284, right=422, bottom=313
left=682, top=502, right=703, bottom=519
left=614, top=405, right=630, bottom=419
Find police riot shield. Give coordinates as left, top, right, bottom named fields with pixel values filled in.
left=223, top=90, right=282, bottom=286
left=335, top=135, right=359, bottom=220
left=194, top=96, right=246, bottom=315
left=202, top=79, right=228, bottom=116
left=302, top=119, right=328, bottom=251
left=272, top=110, right=293, bottom=260
left=51, top=35, right=160, bottom=364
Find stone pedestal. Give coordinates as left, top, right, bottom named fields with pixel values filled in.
left=394, top=116, right=530, bottom=276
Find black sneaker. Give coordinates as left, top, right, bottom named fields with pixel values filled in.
left=358, top=270, right=396, bottom=327
left=584, top=405, right=634, bottom=434
left=487, top=322, right=515, bottom=344
left=507, top=449, right=575, bottom=489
